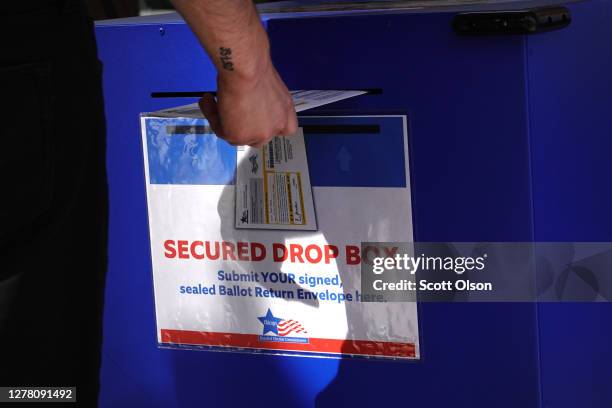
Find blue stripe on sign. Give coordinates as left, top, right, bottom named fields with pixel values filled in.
left=145, top=118, right=236, bottom=185
left=301, top=116, right=407, bottom=188
left=144, top=116, right=406, bottom=187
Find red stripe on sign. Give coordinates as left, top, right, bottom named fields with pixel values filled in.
left=160, top=329, right=416, bottom=358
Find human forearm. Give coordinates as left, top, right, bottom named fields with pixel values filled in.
left=171, top=0, right=271, bottom=83
left=171, top=0, right=297, bottom=146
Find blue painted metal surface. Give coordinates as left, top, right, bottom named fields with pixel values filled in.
left=95, top=1, right=612, bottom=406
left=526, top=1, right=612, bottom=407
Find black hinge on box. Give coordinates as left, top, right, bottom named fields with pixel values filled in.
left=453, top=7, right=571, bottom=35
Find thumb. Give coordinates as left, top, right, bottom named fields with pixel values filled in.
left=199, top=93, right=224, bottom=138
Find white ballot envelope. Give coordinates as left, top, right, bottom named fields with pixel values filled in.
left=148, top=90, right=367, bottom=118
left=290, top=90, right=366, bottom=112
left=235, top=129, right=317, bottom=230
left=233, top=90, right=368, bottom=231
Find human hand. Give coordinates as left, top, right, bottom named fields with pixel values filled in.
left=199, top=62, right=298, bottom=148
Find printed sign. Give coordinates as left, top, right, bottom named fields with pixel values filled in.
left=140, top=113, right=419, bottom=358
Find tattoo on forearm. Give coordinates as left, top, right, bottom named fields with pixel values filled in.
left=219, top=47, right=234, bottom=71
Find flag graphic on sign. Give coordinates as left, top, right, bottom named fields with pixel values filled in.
left=258, top=308, right=308, bottom=337
left=277, top=319, right=307, bottom=337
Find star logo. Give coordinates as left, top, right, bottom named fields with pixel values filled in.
left=258, top=308, right=282, bottom=335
